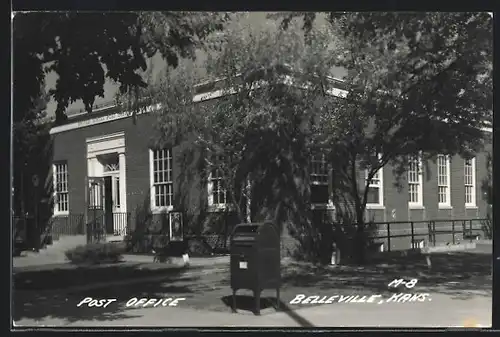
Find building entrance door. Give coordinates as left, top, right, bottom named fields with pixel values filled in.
left=86, top=132, right=127, bottom=237
left=103, top=176, right=114, bottom=234
left=86, top=176, right=106, bottom=243
left=100, top=152, right=121, bottom=235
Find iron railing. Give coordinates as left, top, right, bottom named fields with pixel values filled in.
left=86, top=212, right=131, bottom=244
left=51, top=214, right=86, bottom=239
left=358, top=218, right=489, bottom=252
left=86, top=214, right=106, bottom=244
left=13, top=214, right=57, bottom=251
left=12, top=216, right=29, bottom=248
left=45, top=212, right=130, bottom=243
left=111, top=212, right=130, bottom=236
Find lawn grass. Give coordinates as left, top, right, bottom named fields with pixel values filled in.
left=13, top=261, right=192, bottom=291
left=14, top=247, right=491, bottom=298
left=178, top=250, right=491, bottom=314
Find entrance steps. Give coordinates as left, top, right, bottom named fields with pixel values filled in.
left=38, top=234, right=86, bottom=254
left=20, top=235, right=87, bottom=263
left=21, top=233, right=125, bottom=259
left=15, top=226, right=127, bottom=268
left=105, top=234, right=126, bottom=243
left=46, top=234, right=87, bottom=251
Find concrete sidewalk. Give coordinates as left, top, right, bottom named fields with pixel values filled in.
left=122, top=254, right=229, bottom=267
left=14, top=292, right=491, bottom=328
left=15, top=266, right=228, bottom=296
left=12, top=254, right=229, bottom=272
left=14, top=256, right=230, bottom=296
left=13, top=254, right=229, bottom=271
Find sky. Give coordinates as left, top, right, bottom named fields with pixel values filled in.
left=43, top=12, right=341, bottom=118
left=43, top=12, right=270, bottom=117
left=40, top=12, right=494, bottom=118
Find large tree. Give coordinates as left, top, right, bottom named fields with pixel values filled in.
left=276, top=12, right=493, bottom=262
left=147, top=20, right=338, bottom=261
left=12, top=83, right=53, bottom=250
left=142, top=13, right=493, bottom=264
left=12, top=74, right=51, bottom=218
left=12, top=12, right=230, bottom=250
left=13, top=11, right=230, bottom=124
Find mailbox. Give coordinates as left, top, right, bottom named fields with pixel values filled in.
left=229, top=222, right=281, bottom=315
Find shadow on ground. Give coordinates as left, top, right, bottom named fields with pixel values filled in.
left=13, top=263, right=207, bottom=324
left=13, top=246, right=492, bottom=326
left=13, top=262, right=197, bottom=291
left=221, top=295, right=278, bottom=313
left=281, top=248, right=492, bottom=301
left=220, top=295, right=314, bottom=327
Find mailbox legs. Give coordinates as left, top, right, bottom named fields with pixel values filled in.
left=276, top=288, right=280, bottom=311
left=253, top=289, right=261, bottom=316
left=231, top=288, right=281, bottom=315
left=231, top=289, right=237, bottom=313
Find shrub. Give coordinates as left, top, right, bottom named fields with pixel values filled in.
left=124, top=232, right=165, bottom=254
left=65, top=242, right=124, bottom=265
left=480, top=215, right=492, bottom=240
left=187, top=237, right=214, bottom=257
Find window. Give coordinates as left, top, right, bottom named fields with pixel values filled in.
left=366, top=167, right=384, bottom=207
left=208, top=155, right=231, bottom=206
left=98, top=153, right=119, bottom=172
left=88, top=179, right=103, bottom=209
left=437, top=155, right=451, bottom=207
left=464, top=157, right=476, bottom=207
left=114, top=176, right=120, bottom=209
left=408, top=154, right=423, bottom=207
left=310, top=153, right=331, bottom=206
left=150, top=148, right=173, bottom=211
left=53, top=162, right=69, bottom=214
left=104, top=162, right=119, bottom=172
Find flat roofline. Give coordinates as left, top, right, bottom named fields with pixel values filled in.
left=63, top=65, right=348, bottom=121
left=50, top=73, right=349, bottom=135
left=66, top=103, right=118, bottom=120
left=50, top=70, right=490, bottom=135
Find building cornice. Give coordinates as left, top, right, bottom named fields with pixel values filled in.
left=49, top=74, right=349, bottom=135
left=49, top=68, right=491, bottom=135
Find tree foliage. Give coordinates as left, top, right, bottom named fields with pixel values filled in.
left=13, top=11, right=230, bottom=123
left=149, top=20, right=339, bottom=261
left=149, top=13, right=492, bottom=264
left=481, top=150, right=493, bottom=206
left=12, top=84, right=53, bottom=226
left=274, top=12, right=493, bottom=261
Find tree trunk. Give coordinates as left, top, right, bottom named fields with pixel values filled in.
left=320, top=217, right=334, bottom=265
left=229, top=178, right=244, bottom=224
left=348, top=155, right=368, bottom=265
left=354, top=220, right=366, bottom=265
left=20, top=166, right=25, bottom=216
left=246, top=177, right=252, bottom=223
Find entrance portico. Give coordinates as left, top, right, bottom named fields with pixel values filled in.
left=86, top=132, right=127, bottom=239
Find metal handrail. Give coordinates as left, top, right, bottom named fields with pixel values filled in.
left=333, top=218, right=489, bottom=252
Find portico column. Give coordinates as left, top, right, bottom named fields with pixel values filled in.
left=118, top=152, right=127, bottom=215
left=87, top=156, right=98, bottom=177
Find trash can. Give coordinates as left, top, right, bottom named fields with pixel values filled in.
left=230, top=222, right=281, bottom=315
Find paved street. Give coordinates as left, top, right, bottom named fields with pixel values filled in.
left=13, top=244, right=492, bottom=328
left=13, top=291, right=491, bottom=328
left=13, top=251, right=492, bottom=328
